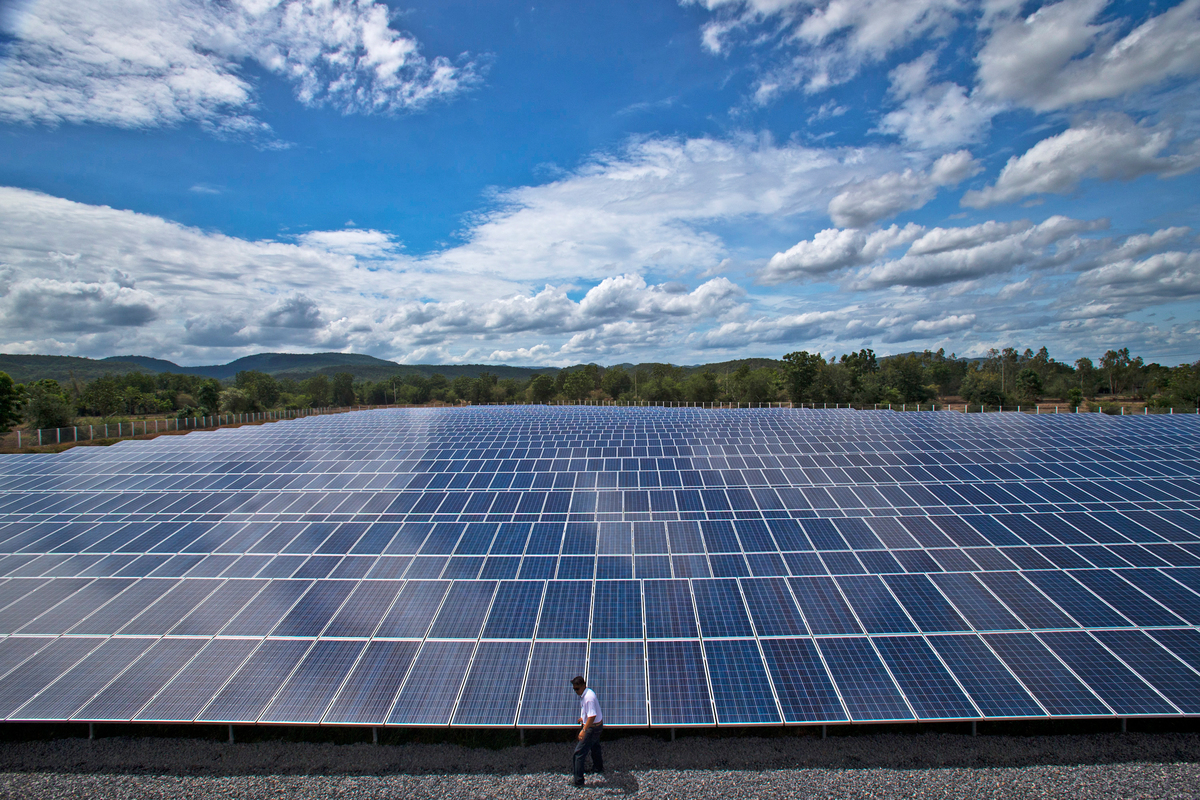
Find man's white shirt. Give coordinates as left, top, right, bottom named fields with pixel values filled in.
left=579, top=688, right=603, bottom=724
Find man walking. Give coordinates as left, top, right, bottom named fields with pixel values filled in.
left=571, top=675, right=604, bottom=787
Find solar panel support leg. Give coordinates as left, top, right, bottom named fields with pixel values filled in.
left=373, top=727, right=379, bottom=744
left=820, top=725, right=826, bottom=740
left=670, top=728, right=675, bottom=742
left=519, top=728, right=525, bottom=746
left=1120, top=718, right=1126, bottom=733
left=228, top=725, right=234, bottom=744
left=89, top=723, right=94, bottom=741
left=970, top=721, right=976, bottom=737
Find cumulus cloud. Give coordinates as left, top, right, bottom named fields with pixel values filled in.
left=876, top=54, right=1000, bottom=149
left=1069, top=226, right=1200, bottom=311
left=686, top=0, right=964, bottom=97
left=297, top=229, right=402, bottom=258
left=849, top=215, right=1109, bottom=289
left=0, top=183, right=754, bottom=364
left=977, top=0, right=1200, bottom=111
left=697, top=304, right=976, bottom=348
left=1076, top=251, right=1200, bottom=296
left=756, top=214, right=1111, bottom=290
left=1100, top=227, right=1193, bottom=264
left=0, top=0, right=480, bottom=134
left=420, top=135, right=894, bottom=282
left=827, top=149, right=980, bottom=228
left=962, top=114, right=1200, bottom=208
left=759, top=224, right=923, bottom=283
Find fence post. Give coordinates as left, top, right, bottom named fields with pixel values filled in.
left=15, top=431, right=19, bottom=448
left=38, top=429, right=42, bottom=446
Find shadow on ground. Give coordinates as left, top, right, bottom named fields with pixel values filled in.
left=0, top=729, right=1198, bottom=777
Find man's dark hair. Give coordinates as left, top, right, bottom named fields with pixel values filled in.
left=571, top=676, right=586, bottom=688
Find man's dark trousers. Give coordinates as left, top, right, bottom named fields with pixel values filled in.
left=573, top=723, right=604, bottom=784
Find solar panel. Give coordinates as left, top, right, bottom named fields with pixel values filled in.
left=0, top=405, right=1198, bottom=727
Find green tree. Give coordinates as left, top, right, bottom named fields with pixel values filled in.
left=1099, top=348, right=1132, bottom=396
left=197, top=379, right=221, bottom=413
left=600, top=367, right=632, bottom=399
left=563, top=370, right=593, bottom=401
left=781, top=350, right=825, bottom=403
left=643, top=364, right=683, bottom=402
left=81, top=375, right=123, bottom=418
left=1162, top=362, right=1200, bottom=407
left=0, top=372, right=23, bottom=433
left=1074, top=357, right=1096, bottom=397
left=235, top=370, right=280, bottom=409
left=881, top=354, right=933, bottom=403
left=470, top=372, right=498, bottom=404
left=960, top=370, right=1004, bottom=407
left=840, top=349, right=878, bottom=385
left=332, top=372, right=356, bottom=406
left=683, top=371, right=719, bottom=403
left=303, top=374, right=331, bottom=407
left=24, top=381, right=74, bottom=430
left=494, top=378, right=521, bottom=402
left=220, top=387, right=255, bottom=413
left=449, top=375, right=473, bottom=402
left=427, top=373, right=450, bottom=402
left=400, top=374, right=432, bottom=404
left=1015, top=368, right=1043, bottom=401
left=528, top=374, right=556, bottom=403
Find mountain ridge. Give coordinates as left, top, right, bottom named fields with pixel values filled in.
left=0, top=352, right=559, bottom=384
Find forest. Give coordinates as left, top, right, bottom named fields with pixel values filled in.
left=2, top=346, right=1198, bottom=432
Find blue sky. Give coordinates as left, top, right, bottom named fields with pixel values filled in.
left=0, top=0, right=1198, bottom=367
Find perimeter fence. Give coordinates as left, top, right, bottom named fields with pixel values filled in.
left=2, top=397, right=1196, bottom=453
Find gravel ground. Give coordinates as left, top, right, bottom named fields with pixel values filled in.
left=2, top=732, right=1200, bottom=799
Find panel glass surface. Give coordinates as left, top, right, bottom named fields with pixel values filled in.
left=1, top=406, right=1197, bottom=727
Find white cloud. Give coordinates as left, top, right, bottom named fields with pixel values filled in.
left=1070, top=227, right=1200, bottom=310
left=827, top=149, right=981, bottom=227
left=877, top=54, right=1000, bottom=149
left=699, top=308, right=848, bottom=347
left=1076, top=251, right=1200, bottom=295
left=905, top=219, right=1027, bottom=255
left=687, top=0, right=965, bottom=96
left=419, top=135, right=895, bottom=282
left=1101, top=227, right=1193, bottom=264
left=849, top=215, right=1109, bottom=289
left=0, top=0, right=479, bottom=134
left=759, top=223, right=923, bottom=283
left=297, top=229, right=401, bottom=258
left=962, top=114, right=1200, bottom=208
left=756, top=214, right=1110, bottom=291
left=0, top=182, right=754, bottom=364
left=977, top=0, right=1200, bottom=111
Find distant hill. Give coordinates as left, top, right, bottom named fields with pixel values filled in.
left=1, top=352, right=558, bottom=384
left=0, top=354, right=152, bottom=385
left=102, top=355, right=190, bottom=373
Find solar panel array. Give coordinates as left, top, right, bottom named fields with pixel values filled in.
left=0, top=406, right=1198, bottom=728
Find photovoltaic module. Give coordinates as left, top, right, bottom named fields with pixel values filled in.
left=0, top=406, right=1198, bottom=728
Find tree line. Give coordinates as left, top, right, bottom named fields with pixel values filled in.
left=2, top=346, right=1197, bottom=432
